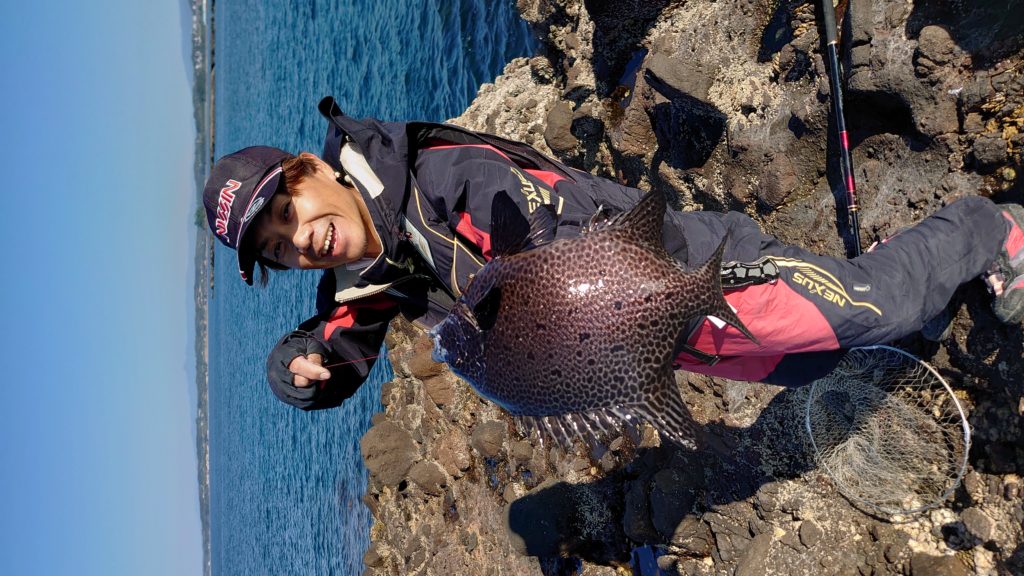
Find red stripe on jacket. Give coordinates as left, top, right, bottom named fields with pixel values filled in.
left=455, top=211, right=493, bottom=260
left=323, top=296, right=398, bottom=340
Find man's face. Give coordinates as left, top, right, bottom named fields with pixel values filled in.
left=248, top=154, right=374, bottom=270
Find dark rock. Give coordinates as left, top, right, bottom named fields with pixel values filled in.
left=470, top=420, right=506, bottom=458
left=544, top=101, right=578, bottom=154
left=408, top=461, right=447, bottom=496
left=758, top=153, right=798, bottom=208
left=510, top=439, right=534, bottom=463
left=910, top=552, right=970, bottom=576
left=650, top=469, right=697, bottom=539
left=646, top=52, right=713, bottom=102
left=670, top=516, right=714, bottom=557
left=363, top=542, right=384, bottom=568
left=961, top=507, right=996, bottom=542
left=799, top=519, right=823, bottom=548
left=656, top=553, right=681, bottom=575
left=404, top=335, right=444, bottom=379
left=973, top=134, right=1008, bottom=173
left=361, top=421, right=419, bottom=486
left=623, top=479, right=659, bottom=542
left=734, top=532, right=773, bottom=576
left=917, top=26, right=956, bottom=66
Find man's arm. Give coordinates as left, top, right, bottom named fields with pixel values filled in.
left=266, top=295, right=399, bottom=410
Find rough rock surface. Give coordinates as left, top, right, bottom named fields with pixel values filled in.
left=360, top=1, right=1023, bottom=574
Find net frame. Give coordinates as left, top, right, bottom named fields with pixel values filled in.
left=804, top=345, right=972, bottom=517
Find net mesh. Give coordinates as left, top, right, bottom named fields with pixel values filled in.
left=805, top=346, right=971, bottom=517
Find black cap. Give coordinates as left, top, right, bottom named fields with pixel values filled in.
left=203, top=146, right=292, bottom=285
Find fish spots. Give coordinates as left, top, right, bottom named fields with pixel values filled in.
left=578, top=332, right=591, bottom=343
left=613, top=301, right=624, bottom=311
left=610, top=343, right=626, bottom=354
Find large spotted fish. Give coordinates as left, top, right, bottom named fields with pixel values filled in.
left=429, top=190, right=758, bottom=449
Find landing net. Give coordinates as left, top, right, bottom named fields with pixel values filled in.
left=805, top=345, right=971, bottom=517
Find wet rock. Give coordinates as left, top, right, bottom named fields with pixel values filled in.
left=470, top=420, right=506, bottom=458
left=961, top=507, right=996, bottom=543
left=361, top=421, right=419, bottom=487
left=910, top=552, right=970, bottom=576
left=408, top=461, right=447, bottom=496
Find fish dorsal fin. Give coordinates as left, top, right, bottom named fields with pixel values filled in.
left=604, top=191, right=666, bottom=248
left=490, top=191, right=558, bottom=256
left=490, top=191, right=531, bottom=257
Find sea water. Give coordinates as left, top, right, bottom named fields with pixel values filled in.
left=207, top=1, right=535, bottom=573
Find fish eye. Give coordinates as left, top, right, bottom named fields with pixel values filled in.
left=472, top=286, right=502, bottom=331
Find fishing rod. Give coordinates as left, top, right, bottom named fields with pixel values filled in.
left=821, top=0, right=862, bottom=257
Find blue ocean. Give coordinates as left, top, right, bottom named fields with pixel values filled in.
left=207, top=1, right=535, bottom=574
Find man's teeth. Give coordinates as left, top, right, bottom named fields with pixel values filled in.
left=322, top=224, right=334, bottom=255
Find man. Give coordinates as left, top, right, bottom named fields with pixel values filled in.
left=203, top=97, right=1024, bottom=411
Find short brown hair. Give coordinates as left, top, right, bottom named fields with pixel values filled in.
left=281, top=155, right=321, bottom=196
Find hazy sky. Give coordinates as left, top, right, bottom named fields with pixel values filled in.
left=0, top=1, right=202, bottom=574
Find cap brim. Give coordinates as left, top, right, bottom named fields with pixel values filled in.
left=235, top=167, right=284, bottom=285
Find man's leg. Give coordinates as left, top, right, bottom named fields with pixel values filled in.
left=762, top=195, right=1007, bottom=349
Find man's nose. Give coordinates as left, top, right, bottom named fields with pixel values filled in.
left=290, top=226, right=310, bottom=255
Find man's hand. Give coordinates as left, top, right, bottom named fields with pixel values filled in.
left=289, top=353, right=331, bottom=388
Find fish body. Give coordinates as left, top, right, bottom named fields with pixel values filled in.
left=429, top=191, right=757, bottom=448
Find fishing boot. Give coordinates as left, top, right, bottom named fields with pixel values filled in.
left=987, top=203, right=1024, bottom=324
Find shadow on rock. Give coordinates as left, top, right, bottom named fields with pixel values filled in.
left=504, top=387, right=818, bottom=566
left=906, top=0, right=1024, bottom=68
left=582, top=0, right=670, bottom=95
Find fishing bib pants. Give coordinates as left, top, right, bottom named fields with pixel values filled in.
left=671, top=196, right=1007, bottom=386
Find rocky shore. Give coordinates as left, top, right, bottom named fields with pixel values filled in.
left=358, top=1, right=1023, bottom=574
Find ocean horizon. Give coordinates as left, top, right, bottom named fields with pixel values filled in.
left=189, top=1, right=536, bottom=573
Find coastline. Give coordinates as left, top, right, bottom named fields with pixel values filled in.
left=189, top=0, right=215, bottom=574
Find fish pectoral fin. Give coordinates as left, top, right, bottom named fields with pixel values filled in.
left=526, top=203, right=558, bottom=248
left=490, top=191, right=533, bottom=257
left=629, top=377, right=702, bottom=450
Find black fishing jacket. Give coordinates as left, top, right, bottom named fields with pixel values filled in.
left=266, top=97, right=759, bottom=410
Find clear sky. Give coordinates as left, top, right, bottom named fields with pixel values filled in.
left=0, top=1, right=202, bottom=575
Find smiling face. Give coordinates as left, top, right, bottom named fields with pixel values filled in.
left=246, top=153, right=381, bottom=270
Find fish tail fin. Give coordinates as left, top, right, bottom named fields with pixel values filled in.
left=694, top=236, right=760, bottom=345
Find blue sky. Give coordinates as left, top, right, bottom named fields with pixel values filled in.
left=0, top=1, right=202, bottom=575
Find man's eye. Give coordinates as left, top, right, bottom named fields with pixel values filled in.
left=282, top=201, right=291, bottom=221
